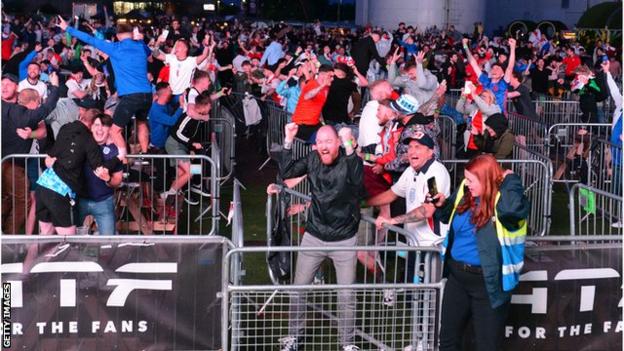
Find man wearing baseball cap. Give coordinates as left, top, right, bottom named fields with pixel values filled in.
left=368, top=130, right=451, bottom=247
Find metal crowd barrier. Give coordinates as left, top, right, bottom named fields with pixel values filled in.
left=445, top=89, right=462, bottom=109
left=210, top=97, right=237, bottom=183
left=437, top=115, right=457, bottom=161
left=0, top=153, right=221, bottom=236
left=531, top=99, right=582, bottom=125
left=587, top=138, right=622, bottom=196
left=442, top=149, right=552, bottom=236
left=229, top=187, right=442, bottom=351
left=507, top=111, right=548, bottom=154
left=260, top=102, right=291, bottom=170
left=547, top=123, right=613, bottom=184
left=568, top=183, right=623, bottom=236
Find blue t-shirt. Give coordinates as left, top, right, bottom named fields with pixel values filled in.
left=450, top=209, right=481, bottom=266
left=611, top=114, right=622, bottom=166
left=479, top=73, right=508, bottom=113
left=84, top=144, right=122, bottom=202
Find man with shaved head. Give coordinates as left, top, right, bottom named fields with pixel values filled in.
left=277, top=122, right=364, bottom=351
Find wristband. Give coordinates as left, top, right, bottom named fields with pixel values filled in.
left=343, top=139, right=353, bottom=149
left=31, top=131, right=37, bottom=139
left=365, top=153, right=371, bottom=161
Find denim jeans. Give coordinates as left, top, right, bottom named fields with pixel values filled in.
left=77, top=196, right=116, bottom=235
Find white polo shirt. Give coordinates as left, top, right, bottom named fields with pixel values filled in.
left=165, top=54, right=198, bottom=95
left=391, top=159, right=451, bottom=246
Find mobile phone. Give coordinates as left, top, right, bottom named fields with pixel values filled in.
left=133, top=27, right=139, bottom=38
left=427, top=177, right=439, bottom=203
left=161, top=29, right=169, bottom=39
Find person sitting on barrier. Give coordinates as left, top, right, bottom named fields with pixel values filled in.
left=148, top=82, right=184, bottom=153
left=428, top=154, right=529, bottom=351
left=455, top=85, right=501, bottom=159
left=277, top=122, right=363, bottom=351
left=56, top=16, right=154, bottom=160
left=76, top=113, right=123, bottom=235
left=36, top=108, right=111, bottom=235
left=473, top=113, right=515, bottom=160
left=290, top=64, right=334, bottom=142
left=162, top=93, right=212, bottom=213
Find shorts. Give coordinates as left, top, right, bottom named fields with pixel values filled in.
left=363, top=165, right=392, bottom=198
left=26, top=158, right=40, bottom=191
left=164, top=136, right=190, bottom=167
left=35, top=186, right=75, bottom=227
left=112, top=93, right=153, bottom=128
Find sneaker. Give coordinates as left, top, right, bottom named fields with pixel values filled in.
left=612, top=221, right=623, bottom=229
left=191, top=183, right=211, bottom=197
left=383, top=289, right=396, bottom=307
left=343, top=345, right=360, bottom=351
left=183, top=190, right=200, bottom=205
left=403, top=340, right=424, bottom=351
left=278, top=336, right=299, bottom=351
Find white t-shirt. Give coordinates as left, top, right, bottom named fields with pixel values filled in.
left=65, top=78, right=91, bottom=99
left=183, top=87, right=200, bottom=113
left=165, top=54, right=198, bottom=95
left=18, top=79, right=48, bottom=100
left=391, top=160, right=451, bottom=246
left=357, top=100, right=382, bottom=148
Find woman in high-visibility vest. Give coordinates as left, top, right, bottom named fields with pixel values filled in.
left=428, top=154, right=530, bottom=351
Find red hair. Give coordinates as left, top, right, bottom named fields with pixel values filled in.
left=456, top=154, right=504, bottom=228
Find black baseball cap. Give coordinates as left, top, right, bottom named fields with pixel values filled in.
left=402, top=130, right=435, bottom=149
left=1, top=73, right=19, bottom=83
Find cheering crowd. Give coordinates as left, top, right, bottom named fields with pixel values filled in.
left=1, top=11, right=622, bottom=351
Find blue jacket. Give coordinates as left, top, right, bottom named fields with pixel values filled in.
left=148, top=102, right=183, bottom=148
left=435, top=174, right=530, bottom=308
left=276, top=80, right=301, bottom=115
left=67, top=27, right=152, bottom=96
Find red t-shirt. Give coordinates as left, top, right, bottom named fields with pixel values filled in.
left=563, top=55, right=581, bottom=77
left=291, top=80, right=328, bottom=126
left=157, top=65, right=170, bottom=83
left=1, top=33, right=17, bottom=61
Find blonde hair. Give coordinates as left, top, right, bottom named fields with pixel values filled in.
left=480, top=89, right=496, bottom=105
left=17, top=88, right=40, bottom=106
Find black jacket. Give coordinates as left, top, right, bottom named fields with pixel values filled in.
left=350, top=36, right=385, bottom=76
left=169, top=114, right=205, bottom=148
left=48, top=121, right=104, bottom=197
left=279, top=147, right=364, bottom=242
left=1, top=86, right=60, bottom=163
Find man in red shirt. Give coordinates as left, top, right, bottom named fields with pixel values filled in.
left=291, top=64, right=334, bottom=141
left=563, top=47, right=581, bottom=79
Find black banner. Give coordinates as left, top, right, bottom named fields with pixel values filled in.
left=1, top=236, right=226, bottom=351
left=504, top=245, right=622, bottom=350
